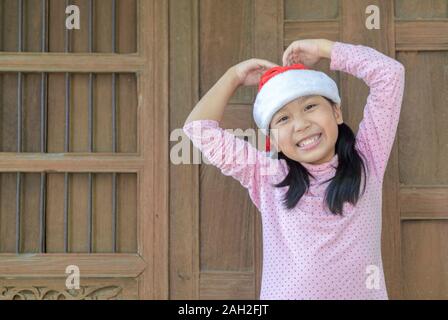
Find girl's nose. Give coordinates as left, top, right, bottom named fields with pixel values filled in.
left=292, top=117, right=310, bottom=132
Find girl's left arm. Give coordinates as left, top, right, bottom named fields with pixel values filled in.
left=329, top=42, right=405, bottom=181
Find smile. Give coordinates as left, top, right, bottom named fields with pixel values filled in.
left=296, top=133, right=322, bottom=150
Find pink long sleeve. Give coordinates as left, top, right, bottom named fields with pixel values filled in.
left=330, top=42, right=405, bottom=181
left=182, top=119, right=287, bottom=208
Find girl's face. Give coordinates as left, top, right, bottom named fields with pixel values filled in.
left=268, top=95, right=343, bottom=165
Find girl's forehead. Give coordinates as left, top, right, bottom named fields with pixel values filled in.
left=276, top=95, right=320, bottom=114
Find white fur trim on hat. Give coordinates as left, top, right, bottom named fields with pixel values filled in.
left=253, top=69, right=341, bottom=136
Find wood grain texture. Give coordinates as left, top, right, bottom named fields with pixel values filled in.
left=284, top=0, right=339, bottom=20
left=169, top=0, right=200, bottom=300
left=402, top=221, right=448, bottom=299
left=0, top=253, right=145, bottom=277
left=396, top=21, right=448, bottom=51
left=398, top=51, right=448, bottom=185
left=395, top=0, right=448, bottom=19
left=401, top=187, right=448, bottom=218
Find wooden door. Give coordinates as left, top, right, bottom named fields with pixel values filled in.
left=172, top=0, right=448, bottom=300
left=0, top=0, right=168, bottom=299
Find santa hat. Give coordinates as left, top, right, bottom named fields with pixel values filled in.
left=253, top=63, right=341, bottom=155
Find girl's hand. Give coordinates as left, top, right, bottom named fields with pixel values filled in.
left=232, top=58, right=279, bottom=87
left=282, top=39, right=334, bottom=67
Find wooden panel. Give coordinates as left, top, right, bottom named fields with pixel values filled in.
left=200, top=271, right=254, bottom=299
left=0, top=155, right=144, bottom=172
left=395, top=0, right=448, bottom=19
left=397, top=52, right=448, bottom=185
left=396, top=21, right=448, bottom=51
left=200, top=104, right=255, bottom=271
left=22, top=74, right=42, bottom=152
left=48, top=0, right=66, bottom=52
left=199, top=0, right=257, bottom=275
left=0, top=172, right=140, bottom=253
left=200, top=0, right=255, bottom=104
left=138, top=0, right=169, bottom=299
left=117, top=74, right=138, bottom=153
left=400, top=187, right=448, bottom=219
left=284, top=20, right=340, bottom=46
left=0, top=55, right=144, bottom=73
left=0, top=73, right=17, bottom=152
left=47, top=72, right=66, bottom=152
left=21, top=173, right=41, bottom=253
left=169, top=0, right=199, bottom=299
left=71, top=173, right=89, bottom=252
left=72, top=74, right=90, bottom=152
left=402, top=221, right=448, bottom=299
left=284, top=0, right=339, bottom=20
left=94, top=173, right=116, bottom=252
left=116, top=0, right=137, bottom=53
left=0, top=173, right=16, bottom=252
left=46, top=172, right=65, bottom=252
left=1, top=0, right=137, bottom=53
left=0, top=72, right=138, bottom=153
left=0, top=253, right=145, bottom=277
left=95, top=74, right=113, bottom=152
left=116, top=172, right=137, bottom=253
left=1, top=0, right=19, bottom=52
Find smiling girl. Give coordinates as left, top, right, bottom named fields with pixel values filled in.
left=183, top=39, right=405, bottom=300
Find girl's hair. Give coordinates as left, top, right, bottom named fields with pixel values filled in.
left=269, top=97, right=369, bottom=216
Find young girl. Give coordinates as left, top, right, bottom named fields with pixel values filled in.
left=183, top=39, right=405, bottom=300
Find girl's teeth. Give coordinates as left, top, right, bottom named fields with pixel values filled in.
left=299, top=134, right=320, bottom=147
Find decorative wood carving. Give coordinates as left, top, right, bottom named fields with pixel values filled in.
left=0, top=285, right=122, bottom=300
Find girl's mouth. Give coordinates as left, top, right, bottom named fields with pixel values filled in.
left=296, top=133, right=322, bottom=150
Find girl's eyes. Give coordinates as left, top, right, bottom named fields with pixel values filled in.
left=277, top=116, right=288, bottom=123
left=305, top=104, right=317, bottom=111
left=276, top=104, right=317, bottom=123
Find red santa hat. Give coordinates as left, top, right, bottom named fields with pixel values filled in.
left=254, top=63, right=341, bottom=155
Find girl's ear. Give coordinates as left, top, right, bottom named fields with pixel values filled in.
left=333, top=103, right=343, bottom=124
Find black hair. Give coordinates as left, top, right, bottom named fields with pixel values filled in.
left=268, top=97, right=369, bottom=216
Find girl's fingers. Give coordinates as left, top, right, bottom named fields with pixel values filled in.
left=256, top=59, right=278, bottom=70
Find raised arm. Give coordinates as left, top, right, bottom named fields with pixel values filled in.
left=329, top=42, right=405, bottom=181
left=183, top=60, right=287, bottom=207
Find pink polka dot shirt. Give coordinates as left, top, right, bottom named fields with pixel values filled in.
left=183, top=42, right=405, bottom=300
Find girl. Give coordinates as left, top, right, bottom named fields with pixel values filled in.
left=183, top=39, right=405, bottom=300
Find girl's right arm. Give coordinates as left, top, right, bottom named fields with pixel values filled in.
left=183, top=60, right=287, bottom=207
